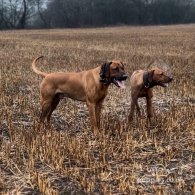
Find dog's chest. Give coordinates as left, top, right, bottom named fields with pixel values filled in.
left=138, top=88, right=150, bottom=98
left=95, top=88, right=107, bottom=101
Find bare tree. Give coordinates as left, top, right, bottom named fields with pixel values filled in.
left=1, top=0, right=195, bottom=29
left=17, top=0, right=27, bottom=28
left=35, top=0, right=47, bottom=28
left=0, top=0, right=41, bottom=29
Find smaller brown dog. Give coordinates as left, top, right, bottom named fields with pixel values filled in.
left=128, top=67, right=173, bottom=122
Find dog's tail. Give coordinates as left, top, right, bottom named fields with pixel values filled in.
left=32, top=56, right=47, bottom=77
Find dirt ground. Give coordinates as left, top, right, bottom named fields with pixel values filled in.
left=0, top=25, right=194, bottom=194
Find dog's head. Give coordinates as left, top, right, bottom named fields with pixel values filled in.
left=148, top=67, right=173, bottom=87
left=100, top=61, right=128, bottom=88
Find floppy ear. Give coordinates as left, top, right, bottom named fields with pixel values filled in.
left=148, top=70, right=155, bottom=83
left=120, top=61, right=126, bottom=68
left=100, top=62, right=112, bottom=78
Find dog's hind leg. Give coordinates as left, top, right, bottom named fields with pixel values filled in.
left=47, top=93, right=61, bottom=122
left=40, top=98, right=53, bottom=123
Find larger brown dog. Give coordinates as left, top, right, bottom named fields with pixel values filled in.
left=128, top=67, right=173, bottom=122
left=32, top=56, right=127, bottom=133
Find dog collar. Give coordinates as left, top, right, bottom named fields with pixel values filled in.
left=99, top=78, right=112, bottom=84
left=99, top=62, right=112, bottom=84
left=143, top=71, right=155, bottom=88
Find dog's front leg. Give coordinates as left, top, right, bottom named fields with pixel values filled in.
left=128, top=97, right=137, bottom=122
left=135, top=100, right=141, bottom=117
left=95, top=99, right=104, bottom=129
left=146, top=96, right=153, bottom=120
left=87, top=101, right=98, bottom=134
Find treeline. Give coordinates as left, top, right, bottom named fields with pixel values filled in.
left=1, top=0, right=195, bottom=29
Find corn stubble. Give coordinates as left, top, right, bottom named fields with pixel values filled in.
left=0, top=25, right=194, bottom=194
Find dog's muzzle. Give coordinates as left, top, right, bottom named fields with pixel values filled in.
left=112, top=74, right=128, bottom=89
left=158, top=77, right=173, bottom=88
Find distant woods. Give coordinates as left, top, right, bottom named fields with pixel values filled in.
left=1, top=0, right=195, bottom=29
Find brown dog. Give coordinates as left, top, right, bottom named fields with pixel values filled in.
left=32, top=56, right=127, bottom=133
left=128, top=67, right=173, bottom=122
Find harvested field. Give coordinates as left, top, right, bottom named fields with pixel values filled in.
left=0, top=25, right=195, bottom=194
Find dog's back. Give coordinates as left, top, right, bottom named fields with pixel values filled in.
left=130, top=70, right=145, bottom=89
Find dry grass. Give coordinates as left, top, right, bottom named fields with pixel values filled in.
left=0, top=25, right=195, bottom=194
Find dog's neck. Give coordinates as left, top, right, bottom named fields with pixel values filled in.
left=143, top=71, right=156, bottom=88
